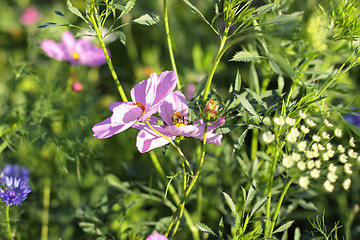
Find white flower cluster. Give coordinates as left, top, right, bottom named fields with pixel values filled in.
left=267, top=115, right=359, bottom=192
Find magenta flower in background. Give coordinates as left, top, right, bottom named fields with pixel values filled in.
left=92, top=71, right=178, bottom=139
left=20, top=6, right=41, bottom=26
left=146, top=232, right=168, bottom=240
left=40, top=31, right=108, bottom=66
left=185, top=82, right=196, bottom=100
left=72, top=81, right=83, bottom=92
left=135, top=90, right=225, bottom=153
left=0, top=177, right=31, bottom=206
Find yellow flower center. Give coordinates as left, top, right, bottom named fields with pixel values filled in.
left=172, top=112, right=185, bottom=127
left=72, top=51, right=80, bottom=60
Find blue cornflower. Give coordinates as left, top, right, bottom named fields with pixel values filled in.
left=0, top=177, right=31, bottom=206
left=0, top=164, right=30, bottom=183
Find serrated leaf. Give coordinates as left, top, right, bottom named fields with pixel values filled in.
left=238, top=96, right=260, bottom=122
left=245, top=88, right=266, bottom=108
left=232, top=128, right=248, bottom=156
left=244, top=180, right=256, bottom=209
left=273, top=220, right=295, bottom=234
left=116, top=31, right=127, bottom=45
left=250, top=197, right=268, bottom=218
left=67, top=0, right=87, bottom=22
left=195, top=222, right=217, bottom=236
left=118, top=0, right=136, bottom=19
left=231, top=50, right=262, bottom=62
left=222, top=192, right=237, bottom=215
left=131, top=13, right=161, bottom=26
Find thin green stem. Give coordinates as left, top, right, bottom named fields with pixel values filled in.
left=88, top=5, right=128, bottom=102
left=163, top=0, right=181, bottom=89
left=269, top=178, right=293, bottom=238
left=6, top=205, right=13, bottom=240
left=145, top=120, right=193, bottom=174
left=165, top=123, right=208, bottom=237
left=149, top=151, right=200, bottom=240
left=41, top=178, right=51, bottom=240
left=202, top=32, right=228, bottom=105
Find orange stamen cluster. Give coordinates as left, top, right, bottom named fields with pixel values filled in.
left=134, top=101, right=145, bottom=112
left=72, top=51, right=80, bottom=60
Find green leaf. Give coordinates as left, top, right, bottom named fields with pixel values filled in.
left=67, top=0, right=87, bottom=22
left=38, top=22, right=68, bottom=30
left=250, top=197, right=268, bottom=218
left=245, top=88, right=266, bottom=109
left=118, top=0, right=136, bottom=19
left=232, top=128, right=248, bottom=156
left=238, top=96, right=260, bottom=122
left=131, top=13, right=161, bottom=26
left=234, top=70, right=242, bottom=93
left=267, top=53, right=295, bottom=77
left=55, top=10, right=64, bottom=16
left=244, top=180, right=256, bottom=209
left=273, top=220, right=295, bottom=234
left=219, top=217, right=224, bottom=237
left=78, top=222, right=104, bottom=235
left=231, top=50, right=262, bottom=62
left=195, top=222, right=218, bottom=236
left=222, top=192, right=236, bottom=215
left=116, top=31, right=127, bottom=45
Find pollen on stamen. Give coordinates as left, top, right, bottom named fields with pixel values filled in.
left=72, top=51, right=80, bottom=60
left=134, top=101, right=145, bottom=112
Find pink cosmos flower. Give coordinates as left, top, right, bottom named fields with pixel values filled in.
left=40, top=31, right=108, bottom=66
left=72, top=82, right=83, bottom=92
left=20, top=6, right=41, bottom=26
left=135, top=90, right=225, bottom=153
left=92, top=71, right=178, bottom=139
left=146, top=232, right=168, bottom=240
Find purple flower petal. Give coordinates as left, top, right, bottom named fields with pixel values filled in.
left=92, top=118, right=124, bottom=139
left=159, top=90, right=188, bottom=126
left=136, top=128, right=173, bottom=153
left=40, top=40, right=67, bottom=61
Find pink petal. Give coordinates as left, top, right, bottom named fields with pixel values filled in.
left=111, top=102, right=143, bottom=129
left=151, top=71, right=178, bottom=106
left=92, top=118, right=125, bottom=139
left=61, top=31, right=76, bottom=54
left=75, top=39, right=107, bottom=66
left=136, top=129, right=173, bottom=153
left=130, top=74, right=155, bottom=107
left=40, top=40, right=67, bottom=61
left=159, top=90, right=188, bottom=126
left=165, top=125, right=197, bottom=137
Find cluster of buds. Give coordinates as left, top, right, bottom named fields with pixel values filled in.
left=202, top=100, right=220, bottom=122
left=263, top=111, right=359, bottom=192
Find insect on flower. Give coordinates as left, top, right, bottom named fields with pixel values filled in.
left=171, top=111, right=186, bottom=127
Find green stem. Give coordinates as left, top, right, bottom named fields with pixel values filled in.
left=88, top=6, right=128, bottom=102
left=202, top=32, right=228, bottom=105
left=163, top=0, right=181, bottom=90
left=269, top=178, right=293, bottom=238
left=149, top=151, right=199, bottom=240
left=165, top=123, right=208, bottom=237
left=41, top=178, right=51, bottom=240
left=6, top=205, right=13, bottom=240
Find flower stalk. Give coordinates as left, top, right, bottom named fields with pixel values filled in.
left=6, top=205, right=13, bottom=240
left=88, top=4, right=128, bottom=102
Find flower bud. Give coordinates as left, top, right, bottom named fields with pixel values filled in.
left=72, top=82, right=83, bottom=92
left=203, top=100, right=219, bottom=121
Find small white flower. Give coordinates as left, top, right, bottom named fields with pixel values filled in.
left=286, top=128, right=300, bottom=143
left=334, top=128, right=342, bottom=137
left=297, top=161, right=306, bottom=171
left=324, top=119, right=333, bottom=127
left=263, top=131, right=275, bottom=144
left=297, top=141, right=307, bottom=152
left=282, top=154, right=294, bottom=168
left=292, top=152, right=301, bottom=162
left=300, top=125, right=310, bottom=134
left=343, top=178, right=351, bottom=190
left=299, top=176, right=310, bottom=189
left=324, top=180, right=335, bottom=192
left=312, top=134, right=321, bottom=142
left=326, top=143, right=332, bottom=150
left=344, top=163, right=353, bottom=175
left=311, top=143, right=319, bottom=152
left=305, top=150, right=315, bottom=159
left=306, top=119, right=316, bottom=127
left=348, top=149, right=358, bottom=159
left=327, top=172, right=338, bottom=183
left=286, top=117, right=296, bottom=126
left=315, top=160, right=321, bottom=168
left=310, top=169, right=321, bottom=179
left=337, top=144, right=345, bottom=153
left=349, top=137, right=356, bottom=147
left=299, top=110, right=307, bottom=119
left=322, top=132, right=330, bottom=139
left=329, top=163, right=337, bottom=173
left=339, top=154, right=348, bottom=163
left=318, top=144, right=325, bottom=151
left=323, top=152, right=330, bottom=161
left=327, top=149, right=335, bottom=158
left=307, top=160, right=315, bottom=169
left=274, top=116, right=285, bottom=126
